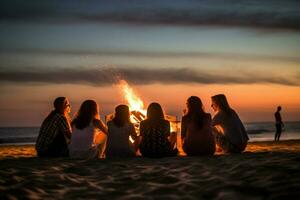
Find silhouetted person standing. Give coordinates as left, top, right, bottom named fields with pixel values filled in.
left=274, top=106, right=284, bottom=141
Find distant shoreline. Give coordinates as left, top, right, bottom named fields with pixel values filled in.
left=1, top=139, right=300, bottom=159
left=1, top=122, right=299, bottom=145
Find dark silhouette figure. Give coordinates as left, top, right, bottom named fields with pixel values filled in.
left=35, top=97, right=72, bottom=157
left=139, top=102, right=178, bottom=158
left=274, top=106, right=284, bottom=141
left=106, top=105, right=138, bottom=158
left=181, top=96, right=215, bottom=156
left=211, top=94, right=249, bottom=153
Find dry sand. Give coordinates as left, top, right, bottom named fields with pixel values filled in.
left=0, top=140, right=299, bottom=199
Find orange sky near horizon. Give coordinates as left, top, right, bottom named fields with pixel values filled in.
left=1, top=82, right=299, bottom=127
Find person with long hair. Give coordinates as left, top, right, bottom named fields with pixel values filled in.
left=211, top=94, right=249, bottom=153
left=139, top=102, right=178, bottom=158
left=181, top=96, right=215, bottom=156
left=106, top=105, right=138, bottom=157
left=36, top=97, right=72, bottom=157
left=69, top=100, right=107, bottom=159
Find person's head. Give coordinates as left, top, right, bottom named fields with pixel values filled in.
left=186, top=96, right=204, bottom=115
left=44, top=97, right=70, bottom=123
left=277, top=106, right=282, bottom=111
left=53, top=97, right=70, bottom=115
left=185, top=96, right=206, bottom=128
left=113, top=104, right=131, bottom=127
left=72, top=100, right=99, bottom=129
left=146, top=102, right=164, bottom=121
left=211, top=94, right=232, bottom=114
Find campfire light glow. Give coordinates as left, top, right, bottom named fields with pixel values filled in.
left=118, top=80, right=146, bottom=143
left=119, top=80, right=146, bottom=117
left=106, top=79, right=179, bottom=144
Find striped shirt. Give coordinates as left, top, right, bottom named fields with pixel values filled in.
left=36, top=112, right=71, bottom=155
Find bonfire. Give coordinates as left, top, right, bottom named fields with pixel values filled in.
left=105, top=80, right=179, bottom=143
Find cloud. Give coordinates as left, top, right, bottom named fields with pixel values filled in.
left=1, top=0, right=300, bottom=31
left=0, top=67, right=299, bottom=86
left=1, top=48, right=300, bottom=63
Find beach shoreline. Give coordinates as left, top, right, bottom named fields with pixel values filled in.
left=0, top=140, right=299, bottom=199
left=1, top=139, right=300, bottom=159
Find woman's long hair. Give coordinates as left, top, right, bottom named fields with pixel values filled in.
left=72, top=100, right=99, bottom=130
left=184, top=96, right=206, bottom=129
left=44, top=97, right=68, bottom=123
left=113, top=105, right=131, bottom=128
left=146, top=102, right=165, bottom=125
left=211, top=94, right=232, bottom=115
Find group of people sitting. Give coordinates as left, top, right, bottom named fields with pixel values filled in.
left=35, top=94, right=249, bottom=159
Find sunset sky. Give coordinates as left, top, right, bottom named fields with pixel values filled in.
left=0, top=0, right=300, bottom=126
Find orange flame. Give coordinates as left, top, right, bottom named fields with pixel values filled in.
left=119, top=80, right=146, bottom=116
left=118, top=80, right=146, bottom=142
left=116, top=79, right=180, bottom=150
left=117, top=79, right=178, bottom=142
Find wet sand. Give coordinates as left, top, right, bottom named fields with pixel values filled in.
left=0, top=140, right=300, bottom=199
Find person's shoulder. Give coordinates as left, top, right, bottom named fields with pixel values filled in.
left=182, top=115, right=189, bottom=121
left=125, top=122, right=135, bottom=131
left=54, top=113, right=67, bottom=121
left=140, top=120, right=147, bottom=130
left=204, top=112, right=212, bottom=120
left=163, top=119, right=170, bottom=123
left=119, top=121, right=134, bottom=129
left=140, top=119, right=148, bottom=125
left=230, top=109, right=241, bottom=118
left=107, top=120, right=115, bottom=130
left=126, top=122, right=134, bottom=128
left=162, top=119, right=170, bottom=126
left=93, top=119, right=105, bottom=128
left=204, top=112, right=211, bottom=118
left=213, top=111, right=222, bottom=118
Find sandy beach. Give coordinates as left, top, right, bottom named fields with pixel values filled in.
left=0, top=140, right=299, bottom=199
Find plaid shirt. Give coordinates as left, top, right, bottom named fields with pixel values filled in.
left=36, top=112, right=71, bottom=154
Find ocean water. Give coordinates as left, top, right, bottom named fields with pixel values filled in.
left=0, top=127, right=39, bottom=145
left=245, top=121, right=300, bottom=142
left=0, top=122, right=299, bottom=145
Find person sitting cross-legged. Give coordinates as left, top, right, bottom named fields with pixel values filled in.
left=139, top=102, right=178, bottom=158
left=35, top=97, right=72, bottom=157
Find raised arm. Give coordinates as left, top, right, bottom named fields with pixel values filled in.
left=94, top=119, right=108, bottom=134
